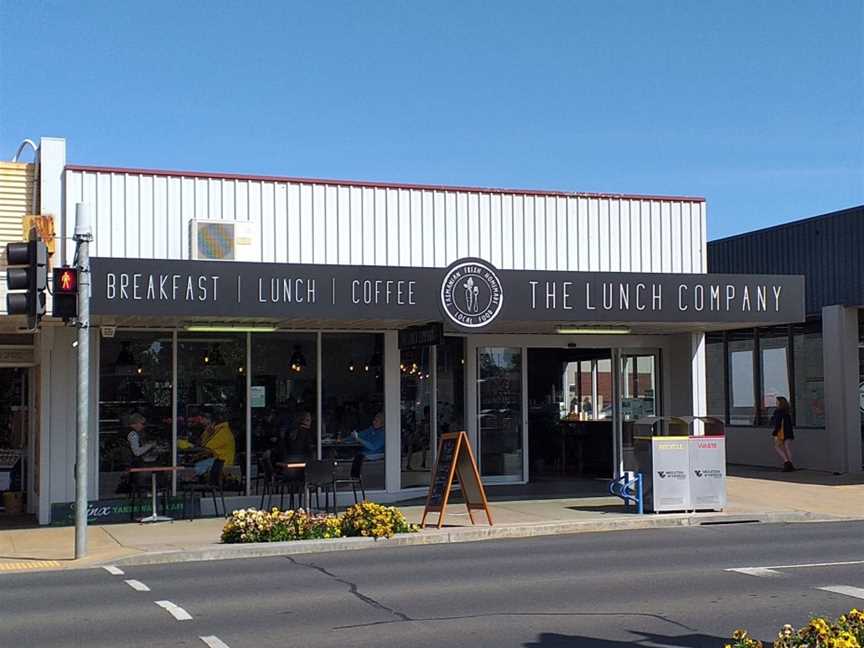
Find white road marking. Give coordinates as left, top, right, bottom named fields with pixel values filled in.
left=125, top=579, right=151, bottom=592
left=728, top=567, right=784, bottom=578
left=102, top=565, right=124, bottom=575
left=155, top=600, right=193, bottom=621
left=200, top=636, right=231, bottom=648
left=818, top=585, right=864, bottom=600
left=727, top=559, right=864, bottom=572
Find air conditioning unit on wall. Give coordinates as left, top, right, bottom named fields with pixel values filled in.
left=189, top=219, right=258, bottom=261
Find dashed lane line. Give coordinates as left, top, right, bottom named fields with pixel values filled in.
left=817, top=585, right=864, bottom=601
left=727, top=567, right=784, bottom=578
left=125, top=579, right=151, bottom=592
left=200, top=636, right=231, bottom=648
left=155, top=600, right=193, bottom=621
left=726, top=559, right=864, bottom=574
left=103, top=565, right=124, bottom=575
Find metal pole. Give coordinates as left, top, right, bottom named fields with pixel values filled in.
left=74, top=203, right=92, bottom=559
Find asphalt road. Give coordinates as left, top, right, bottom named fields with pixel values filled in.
left=1, top=520, right=863, bottom=647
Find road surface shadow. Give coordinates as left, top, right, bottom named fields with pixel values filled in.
left=524, top=630, right=727, bottom=647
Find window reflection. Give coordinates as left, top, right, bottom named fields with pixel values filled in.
left=176, top=333, right=247, bottom=494
left=250, top=333, right=318, bottom=493
left=478, top=347, right=523, bottom=479
left=794, top=321, right=824, bottom=427
left=760, top=327, right=791, bottom=423
left=401, top=347, right=432, bottom=488
left=437, top=337, right=466, bottom=435
left=321, top=333, right=385, bottom=490
left=98, top=332, right=173, bottom=499
left=728, top=331, right=756, bottom=425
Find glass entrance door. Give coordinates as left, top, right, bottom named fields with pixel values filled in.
left=477, top=347, right=523, bottom=480
left=620, top=351, right=660, bottom=473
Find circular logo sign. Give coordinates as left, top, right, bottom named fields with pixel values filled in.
left=440, top=259, right=504, bottom=328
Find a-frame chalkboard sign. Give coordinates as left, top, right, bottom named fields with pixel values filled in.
left=420, top=431, right=493, bottom=529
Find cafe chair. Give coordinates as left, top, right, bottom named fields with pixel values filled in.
left=278, top=464, right=306, bottom=511
left=304, top=459, right=336, bottom=514
left=180, top=459, right=227, bottom=519
left=259, top=452, right=292, bottom=510
left=333, top=453, right=366, bottom=505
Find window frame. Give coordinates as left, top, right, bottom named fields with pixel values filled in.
left=714, top=319, right=822, bottom=429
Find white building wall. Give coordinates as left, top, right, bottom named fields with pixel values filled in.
left=63, top=168, right=707, bottom=274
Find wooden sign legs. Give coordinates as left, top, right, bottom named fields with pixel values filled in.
left=420, top=431, right=493, bottom=529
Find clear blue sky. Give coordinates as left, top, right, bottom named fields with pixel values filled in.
left=1, top=1, right=861, bottom=239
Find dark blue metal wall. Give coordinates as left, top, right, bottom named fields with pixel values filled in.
left=708, top=205, right=864, bottom=316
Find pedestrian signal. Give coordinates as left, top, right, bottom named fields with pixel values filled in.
left=52, top=267, right=78, bottom=320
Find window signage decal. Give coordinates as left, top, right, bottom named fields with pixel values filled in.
left=90, top=257, right=805, bottom=328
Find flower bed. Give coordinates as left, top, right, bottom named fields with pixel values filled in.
left=221, top=502, right=419, bottom=544
left=727, top=609, right=864, bottom=647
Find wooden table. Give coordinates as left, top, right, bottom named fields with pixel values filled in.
left=128, top=466, right=179, bottom=523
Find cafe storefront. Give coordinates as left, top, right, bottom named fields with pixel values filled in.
left=23, top=140, right=805, bottom=523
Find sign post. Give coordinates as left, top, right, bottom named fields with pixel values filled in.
left=421, top=431, right=492, bottom=529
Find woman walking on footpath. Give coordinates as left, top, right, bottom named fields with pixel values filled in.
left=771, top=396, right=795, bottom=472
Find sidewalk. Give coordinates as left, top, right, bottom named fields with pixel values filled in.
left=1, top=467, right=861, bottom=573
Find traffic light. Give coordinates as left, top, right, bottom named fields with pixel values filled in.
left=6, top=238, right=48, bottom=329
left=52, top=267, right=79, bottom=320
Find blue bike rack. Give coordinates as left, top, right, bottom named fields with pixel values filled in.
left=609, top=472, right=644, bottom=514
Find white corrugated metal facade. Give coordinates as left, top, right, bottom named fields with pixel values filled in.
left=63, top=167, right=706, bottom=274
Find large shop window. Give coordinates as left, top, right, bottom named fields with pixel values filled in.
left=321, top=333, right=385, bottom=490
left=400, top=347, right=432, bottom=488
left=98, top=332, right=173, bottom=499
left=760, top=327, right=791, bottom=421
left=712, top=322, right=822, bottom=429
left=706, top=333, right=726, bottom=419
left=793, top=321, right=824, bottom=428
left=398, top=336, right=466, bottom=489
left=727, top=331, right=756, bottom=425
left=177, top=333, right=247, bottom=495
left=437, top=337, right=466, bottom=435
left=250, top=333, right=318, bottom=490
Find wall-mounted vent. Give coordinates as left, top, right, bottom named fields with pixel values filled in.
left=189, top=220, right=257, bottom=261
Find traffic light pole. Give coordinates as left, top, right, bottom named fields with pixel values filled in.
left=74, top=204, right=92, bottom=559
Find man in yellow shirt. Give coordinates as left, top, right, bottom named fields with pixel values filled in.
left=190, top=410, right=235, bottom=476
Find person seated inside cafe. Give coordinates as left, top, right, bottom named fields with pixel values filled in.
left=183, top=409, right=236, bottom=477
left=124, top=412, right=164, bottom=493
left=272, top=409, right=315, bottom=462
left=126, top=413, right=158, bottom=466
left=352, top=411, right=385, bottom=461
left=287, top=410, right=315, bottom=459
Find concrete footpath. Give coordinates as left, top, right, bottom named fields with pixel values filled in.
left=1, top=466, right=861, bottom=573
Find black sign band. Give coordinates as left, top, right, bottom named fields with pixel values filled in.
left=89, top=257, right=805, bottom=327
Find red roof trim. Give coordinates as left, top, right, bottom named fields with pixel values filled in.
left=64, top=164, right=706, bottom=203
